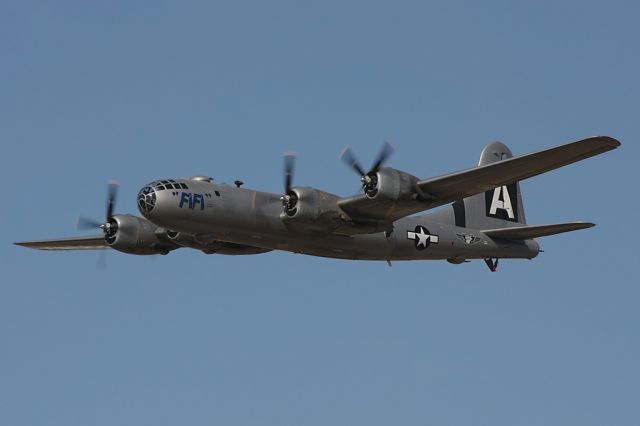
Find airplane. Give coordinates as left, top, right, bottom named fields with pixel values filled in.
left=15, top=136, right=620, bottom=272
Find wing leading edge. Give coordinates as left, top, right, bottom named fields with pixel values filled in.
left=15, top=235, right=108, bottom=250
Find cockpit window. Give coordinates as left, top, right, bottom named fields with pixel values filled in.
left=149, top=180, right=189, bottom=191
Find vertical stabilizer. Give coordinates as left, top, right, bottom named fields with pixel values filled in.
left=453, top=142, right=527, bottom=230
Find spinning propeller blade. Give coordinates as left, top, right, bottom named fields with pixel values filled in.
left=106, top=180, right=119, bottom=220
left=76, top=181, right=121, bottom=233
left=283, top=152, right=296, bottom=194
left=281, top=152, right=298, bottom=214
left=339, top=146, right=366, bottom=176
left=76, top=216, right=103, bottom=230
left=339, top=140, right=395, bottom=193
left=370, top=140, right=395, bottom=173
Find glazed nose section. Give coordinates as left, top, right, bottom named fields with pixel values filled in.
left=137, top=185, right=157, bottom=216
left=138, top=179, right=189, bottom=219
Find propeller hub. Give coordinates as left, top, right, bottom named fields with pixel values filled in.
left=103, top=218, right=118, bottom=243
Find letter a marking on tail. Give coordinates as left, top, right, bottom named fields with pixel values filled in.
left=489, top=185, right=515, bottom=219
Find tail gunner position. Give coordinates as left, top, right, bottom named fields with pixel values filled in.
left=16, top=136, right=620, bottom=272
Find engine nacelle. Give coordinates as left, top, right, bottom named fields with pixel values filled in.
left=106, top=214, right=177, bottom=255
left=365, top=167, right=421, bottom=202
left=165, top=231, right=272, bottom=255
left=280, top=187, right=344, bottom=232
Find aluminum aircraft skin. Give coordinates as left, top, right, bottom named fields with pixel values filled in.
left=15, top=136, right=620, bottom=271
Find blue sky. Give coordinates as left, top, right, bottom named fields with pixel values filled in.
left=1, top=1, right=638, bottom=425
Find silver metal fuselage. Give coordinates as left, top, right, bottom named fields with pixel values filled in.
left=141, top=179, right=539, bottom=261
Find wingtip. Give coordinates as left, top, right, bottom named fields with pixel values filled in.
left=593, top=136, right=621, bottom=148
left=573, top=221, right=596, bottom=227
left=574, top=222, right=596, bottom=230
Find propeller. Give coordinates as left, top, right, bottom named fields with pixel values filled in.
left=280, top=152, right=298, bottom=215
left=106, top=180, right=118, bottom=221
left=340, top=140, right=395, bottom=195
left=76, top=180, right=120, bottom=242
left=76, top=216, right=102, bottom=229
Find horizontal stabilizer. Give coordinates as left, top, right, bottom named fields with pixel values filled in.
left=14, top=235, right=108, bottom=250
left=482, top=222, right=595, bottom=240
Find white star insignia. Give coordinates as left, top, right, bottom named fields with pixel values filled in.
left=407, top=226, right=439, bottom=248
left=415, top=227, right=430, bottom=247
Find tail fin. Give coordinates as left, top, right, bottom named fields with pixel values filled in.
left=452, top=142, right=527, bottom=230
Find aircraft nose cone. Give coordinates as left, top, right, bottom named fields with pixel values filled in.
left=137, top=179, right=187, bottom=223
left=137, top=185, right=157, bottom=216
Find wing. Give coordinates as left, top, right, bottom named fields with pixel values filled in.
left=482, top=222, right=594, bottom=240
left=14, top=235, right=108, bottom=250
left=338, top=136, right=620, bottom=225
left=416, top=136, right=619, bottom=203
